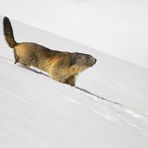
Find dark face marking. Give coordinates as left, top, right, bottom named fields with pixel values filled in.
left=70, top=52, right=97, bottom=67
left=85, top=54, right=97, bottom=67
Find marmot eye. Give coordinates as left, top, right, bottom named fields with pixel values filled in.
left=87, top=55, right=92, bottom=59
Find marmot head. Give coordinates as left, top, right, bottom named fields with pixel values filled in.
left=71, top=52, right=97, bottom=67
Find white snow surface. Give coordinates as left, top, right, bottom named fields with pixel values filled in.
left=0, top=16, right=148, bottom=148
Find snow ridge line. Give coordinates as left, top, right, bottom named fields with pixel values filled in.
left=75, top=86, right=122, bottom=106
left=76, top=86, right=148, bottom=136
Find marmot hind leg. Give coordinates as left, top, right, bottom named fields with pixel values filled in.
left=14, top=49, right=19, bottom=64
left=64, top=76, right=76, bottom=86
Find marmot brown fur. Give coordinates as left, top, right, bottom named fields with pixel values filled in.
left=3, top=17, right=97, bottom=86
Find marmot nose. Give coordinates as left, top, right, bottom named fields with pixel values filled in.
left=94, top=58, right=97, bottom=64
left=91, top=56, right=97, bottom=64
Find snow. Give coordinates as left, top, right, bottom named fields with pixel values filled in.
left=0, top=15, right=148, bottom=148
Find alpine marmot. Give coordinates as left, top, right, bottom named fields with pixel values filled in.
left=3, top=17, right=97, bottom=86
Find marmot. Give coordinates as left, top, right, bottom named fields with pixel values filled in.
left=3, top=17, right=97, bottom=86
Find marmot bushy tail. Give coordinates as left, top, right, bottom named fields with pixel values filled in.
left=3, top=17, right=17, bottom=48
left=3, top=16, right=97, bottom=86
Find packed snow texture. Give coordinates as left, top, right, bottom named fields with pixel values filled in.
left=0, top=16, right=148, bottom=148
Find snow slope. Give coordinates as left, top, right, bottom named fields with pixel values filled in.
left=0, top=16, right=148, bottom=148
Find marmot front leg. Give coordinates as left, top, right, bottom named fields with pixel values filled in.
left=64, top=76, right=76, bottom=86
